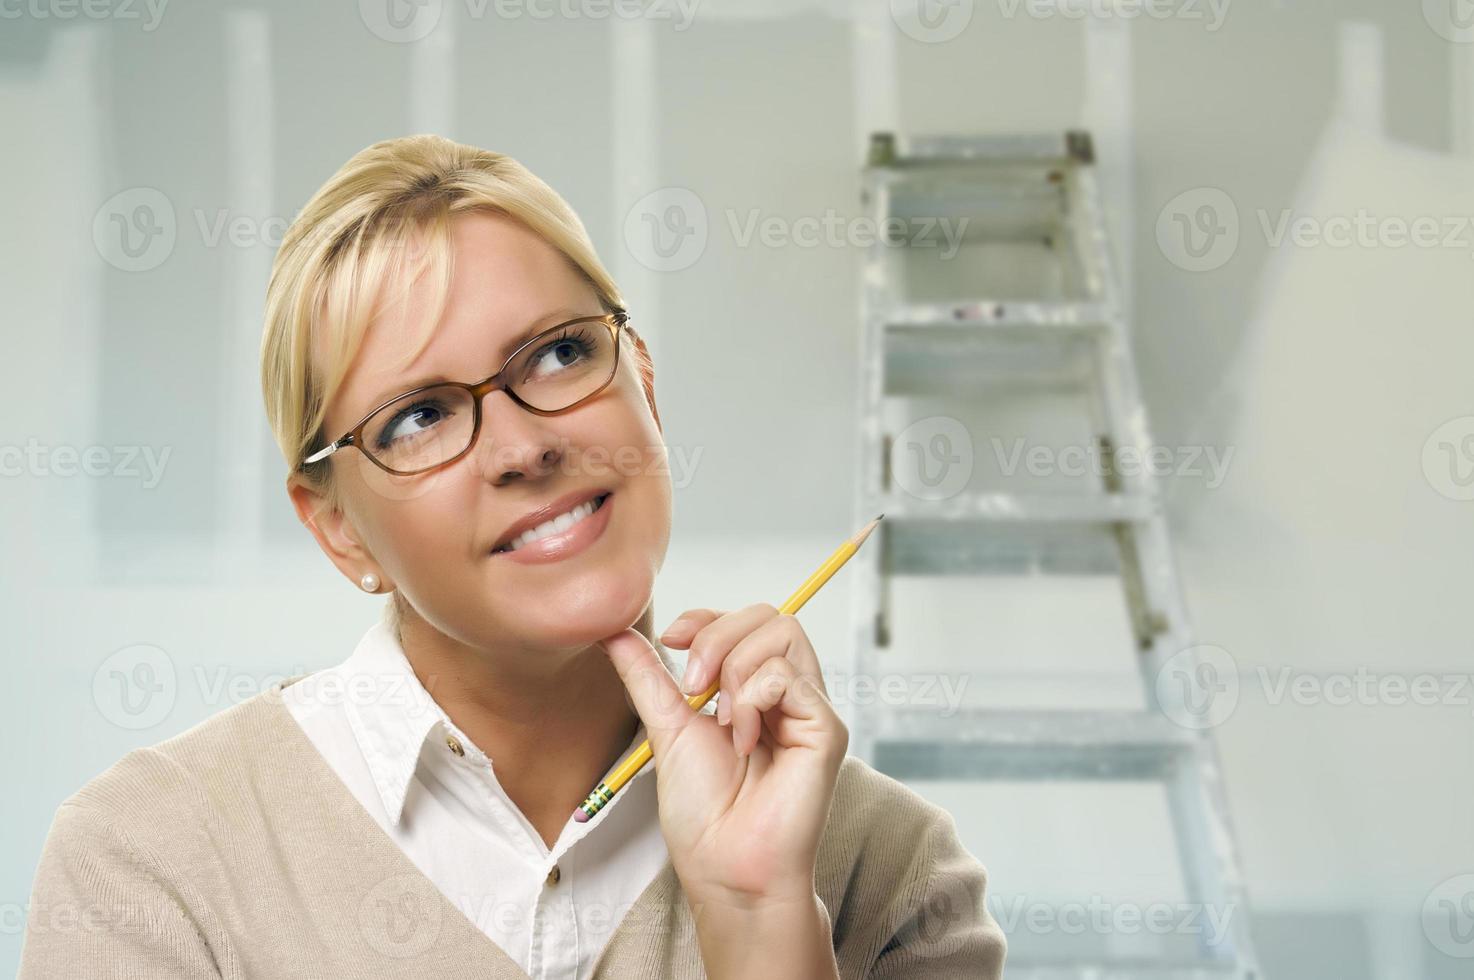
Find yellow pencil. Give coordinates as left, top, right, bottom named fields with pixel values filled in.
left=573, top=514, right=884, bottom=823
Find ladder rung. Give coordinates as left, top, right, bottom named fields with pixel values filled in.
left=885, top=334, right=1097, bottom=395
left=870, top=709, right=1197, bottom=781
left=881, top=300, right=1113, bottom=332
left=868, top=131, right=1093, bottom=168
left=877, top=492, right=1157, bottom=525
left=885, top=521, right=1121, bottom=576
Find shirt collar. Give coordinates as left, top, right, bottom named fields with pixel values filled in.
left=334, top=608, right=696, bottom=829
left=338, top=614, right=452, bottom=827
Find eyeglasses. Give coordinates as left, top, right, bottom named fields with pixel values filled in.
left=302, top=311, right=628, bottom=476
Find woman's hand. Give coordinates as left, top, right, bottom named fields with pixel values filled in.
left=597, top=603, right=849, bottom=913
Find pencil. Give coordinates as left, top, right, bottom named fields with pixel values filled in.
left=573, top=514, right=884, bottom=823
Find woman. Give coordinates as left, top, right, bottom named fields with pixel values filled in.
left=19, top=135, right=1006, bottom=979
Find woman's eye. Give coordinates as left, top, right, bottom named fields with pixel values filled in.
left=378, top=402, right=447, bottom=447
left=528, top=336, right=590, bottom=376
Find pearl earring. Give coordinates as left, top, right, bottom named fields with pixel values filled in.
left=360, top=572, right=380, bottom=593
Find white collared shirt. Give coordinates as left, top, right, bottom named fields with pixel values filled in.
left=282, top=608, right=696, bottom=979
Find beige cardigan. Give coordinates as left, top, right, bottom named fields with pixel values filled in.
left=18, top=675, right=1007, bottom=978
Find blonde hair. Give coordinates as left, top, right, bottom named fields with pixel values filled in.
left=260, top=134, right=659, bottom=636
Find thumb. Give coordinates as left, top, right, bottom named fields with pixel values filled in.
left=598, top=628, right=698, bottom=758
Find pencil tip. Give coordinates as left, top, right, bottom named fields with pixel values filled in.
left=853, top=515, right=883, bottom=547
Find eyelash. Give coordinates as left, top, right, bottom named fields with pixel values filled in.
left=539, top=326, right=594, bottom=359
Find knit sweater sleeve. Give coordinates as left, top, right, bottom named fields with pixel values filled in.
left=865, top=804, right=1007, bottom=979
left=17, top=802, right=223, bottom=979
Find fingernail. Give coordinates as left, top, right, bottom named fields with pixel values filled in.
left=680, top=658, right=701, bottom=694
left=660, top=616, right=693, bottom=643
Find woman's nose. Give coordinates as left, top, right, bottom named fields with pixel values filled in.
left=473, top=389, right=565, bottom=484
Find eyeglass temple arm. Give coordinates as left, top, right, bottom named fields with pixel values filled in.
left=303, top=433, right=355, bottom=466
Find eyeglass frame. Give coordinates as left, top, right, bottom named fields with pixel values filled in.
left=300, top=310, right=629, bottom=477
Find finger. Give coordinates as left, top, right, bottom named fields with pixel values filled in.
left=719, top=613, right=828, bottom=707
left=658, top=608, right=725, bottom=649
left=597, top=628, right=698, bottom=759
left=732, top=656, right=843, bottom=757
left=721, top=616, right=799, bottom=743
left=719, top=614, right=830, bottom=742
left=680, top=603, right=781, bottom=698
left=739, top=722, right=776, bottom=781
left=658, top=608, right=727, bottom=696
left=731, top=659, right=787, bottom=757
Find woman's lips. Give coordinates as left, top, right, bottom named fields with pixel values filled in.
left=491, top=493, right=613, bottom=565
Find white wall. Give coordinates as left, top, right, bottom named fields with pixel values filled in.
left=3, top=3, right=1471, bottom=977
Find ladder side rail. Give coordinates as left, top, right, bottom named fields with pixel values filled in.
left=1070, top=148, right=1263, bottom=978
left=853, top=166, right=896, bottom=764
left=1070, top=161, right=1197, bottom=672
left=1166, top=741, right=1264, bottom=977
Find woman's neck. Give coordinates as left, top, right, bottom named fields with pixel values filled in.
left=395, top=604, right=654, bottom=849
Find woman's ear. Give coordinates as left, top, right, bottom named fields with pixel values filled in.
left=286, top=472, right=393, bottom=592
left=625, top=324, right=662, bottom=434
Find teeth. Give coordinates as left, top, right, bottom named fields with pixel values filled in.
left=501, top=495, right=606, bottom=553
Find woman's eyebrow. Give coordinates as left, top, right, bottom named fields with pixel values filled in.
left=361, top=306, right=587, bottom=411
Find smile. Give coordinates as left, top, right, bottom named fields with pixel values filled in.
left=491, top=492, right=613, bottom=563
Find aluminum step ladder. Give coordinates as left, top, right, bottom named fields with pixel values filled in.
left=849, top=130, right=1262, bottom=979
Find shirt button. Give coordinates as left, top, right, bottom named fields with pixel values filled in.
left=445, top=734, right=465, bottom=757
left=546, top=865, right=561, bottom=886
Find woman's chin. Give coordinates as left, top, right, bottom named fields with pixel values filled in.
left=508, top=577, right=654, bottom=649
left=473, top=527, right=660, bottom=649
left=521, top=616, right=649, bottom=654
